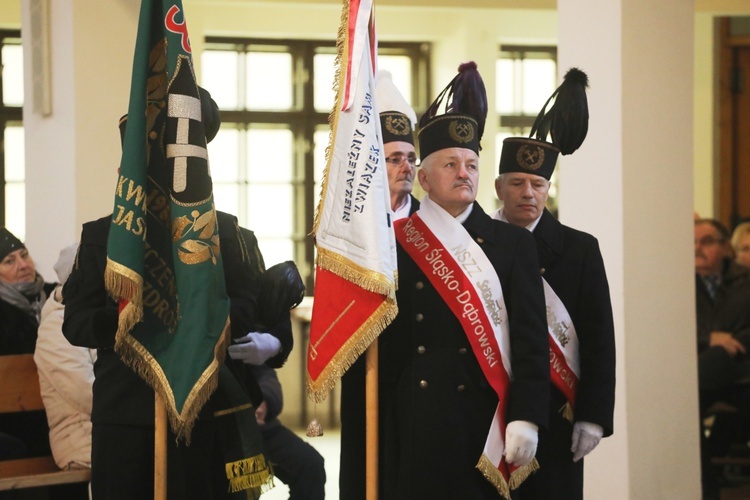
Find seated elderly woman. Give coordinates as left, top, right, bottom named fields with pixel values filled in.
left=0, top=228, right=56, bottom=462
left=0, top=228, right=56, bottom=355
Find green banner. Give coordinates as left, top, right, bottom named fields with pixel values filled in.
left=105, top=0, right=229, bottom=441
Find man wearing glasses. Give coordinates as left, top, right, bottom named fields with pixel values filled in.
left=694, top=218, right=750, bottom=497
left=376, top=70, right=420, bottom=220
left=339, top=69, right=421, bottom=498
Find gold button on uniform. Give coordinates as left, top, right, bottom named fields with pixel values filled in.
left=417, top=346, right=426, bottom=354
left=540, top=267, right=546, bottom=275
left=476, top=237, right=485, bottom=244
left=415, top=313, right=424, bottom=322
left=415, top=281, right=424, bottom=290
left=458, top=347, right=467, bottom=354
left=457, top=384, right=466, bottom=392
left=419, top=380, right=428, bottom=389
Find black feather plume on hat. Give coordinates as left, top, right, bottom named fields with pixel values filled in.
left=529, top=67, right=589, bottom=155
left=419, top=61, right=488, bottom=146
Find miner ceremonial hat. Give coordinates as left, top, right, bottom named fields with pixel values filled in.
left=375, top=70, right=417, bottom=146
left=0, top=228, right=25, bottom=261
left=417, top=61, right=487, bottom=161
left=499, top=67, right=590, bottom=180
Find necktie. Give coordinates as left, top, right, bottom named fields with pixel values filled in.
left=703, top=274, right=720, bottom=299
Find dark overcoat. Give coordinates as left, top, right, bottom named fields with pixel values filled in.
left=515, top=208, right=616, bottom=500
left=62, top=211, right=292, bottom=499
left=341, top=201, right=549, bottom=500
left=0, top=281, right=55, bottom=355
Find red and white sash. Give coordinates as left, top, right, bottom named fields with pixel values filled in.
left=490, top=208, right=580, bottom=420
left=395, top=196, right=536, bottom=499
left=543, top=280, right=580, bottom=419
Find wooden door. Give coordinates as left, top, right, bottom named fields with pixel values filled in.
left=718, top=18, right=750, bottom=230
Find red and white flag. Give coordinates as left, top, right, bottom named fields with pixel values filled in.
left=306, top=0, right=397, bottom=402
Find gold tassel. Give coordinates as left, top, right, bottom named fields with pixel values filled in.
left=225, top=454, right=273, bottom=493
left=476, top=454, right=511, bottom=500
left=509, top=458, right=539, bottom=489
left=560, top=402, right=574, bottom=423
left=306, top=417, right=323, bottom=437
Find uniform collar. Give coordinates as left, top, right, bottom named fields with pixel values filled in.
left=532, top=209, right=564, bottom=256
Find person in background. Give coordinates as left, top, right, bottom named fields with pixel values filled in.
left=731, top=221, right=750, bottom=268
left=494, top=68, right=616, bottom=500
left=34, top=243, right=97, bottom=471
left=376, top=70, right=420, bottom=220
left=250, top=364, right=325, bottom=500
left=229, top=226, right=323, bottom=500
left=338, top=68, right=420, bottom=498
left=0, top=228, right=56, bottom=462
left=31, top=243, right=92, bottom=500
left=0, top=228, right=56, bottom=355
left=694, top=218, right=750, bottom=498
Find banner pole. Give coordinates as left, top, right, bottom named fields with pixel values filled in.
left=155, top=392, right=167, bottom=500
left=365, top=340, right=379, bottom=500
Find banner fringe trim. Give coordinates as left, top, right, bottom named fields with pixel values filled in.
left=476, top=454, right=511, bottom=500
left=476, top=454, right=539, bottom=500
left=225, top=453, right=274, bottom=494
left=316, top=247, right=396, bottom=298
left=311, top=0, right=348, bottom=236
left=306, top=296, right=397, bottom=402
left=114, top=316, right=231, bottom=443
left=509, top=458, right=539, bottom=489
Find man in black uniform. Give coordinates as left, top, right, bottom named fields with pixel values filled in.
left=494, top=68, right=616, bottom=500
left=62, top=93, right=292, bottom=499
left=357, top=62, right=549, bottom=500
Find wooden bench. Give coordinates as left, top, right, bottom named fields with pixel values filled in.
left=0, top=354, right=91, bottom=491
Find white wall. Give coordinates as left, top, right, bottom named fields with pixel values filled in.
left=558, top=0, right=700, bottom=498
left=21, top=0, right=138, bottom=279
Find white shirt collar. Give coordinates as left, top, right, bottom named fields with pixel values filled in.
left=492, top=206, right=543, bottom=232
left=392, top=196, right=412, bottom=221
left=454, top=203, right=474, bottom=224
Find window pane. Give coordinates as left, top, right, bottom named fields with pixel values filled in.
left=314, top=128, right=329, bottom=182
left=496, top=59, right=515, bottom=114
left=208, top=128, right=240, bottom=182
left=5, top=182, right=25, bottom=240
left=378, top=55, right=412, bottom=105
left=212, top=183, right=239, bottom=217
left=4, top=125, right=25, bottom=181
left=314, top=53, right=336, bottom=112
left=246, top=52, right=293, bottom=110
left=522, top=59, right=556, bottom=115
left=256, top=238, right=294, bottom=268
left=2, top=44, right=23, bottom=106
left=247, top=185, right=293, bottom=237
left=247, top=129, right=293, bottom=182
left=202, top=50, right=239, bottom=109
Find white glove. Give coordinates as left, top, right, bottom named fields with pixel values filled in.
left=504, top=420, right=539, bottom=467
left=227, top=332, right=281, bottom=365
left=571, top=421, right=603, bottom=462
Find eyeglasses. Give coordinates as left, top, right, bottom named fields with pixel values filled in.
left=385, top=154, right=418, bottom=167
left=695, top=236, right=725, bottom=247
